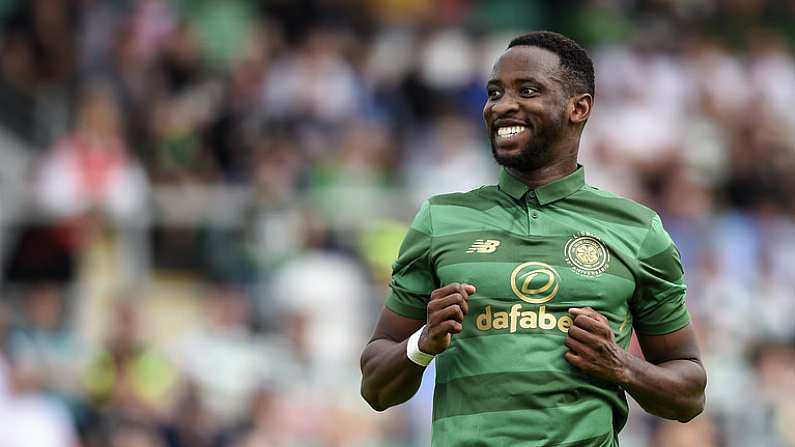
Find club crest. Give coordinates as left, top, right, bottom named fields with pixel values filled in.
left=564, top=233, right=609, bottom=277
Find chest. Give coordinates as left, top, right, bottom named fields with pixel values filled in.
left=431, top=224, right=636, bottom=325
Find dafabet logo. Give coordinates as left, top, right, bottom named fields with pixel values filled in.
left=476, top=262, right=573, bottom=334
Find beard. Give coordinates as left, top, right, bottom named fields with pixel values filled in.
left=490, top=117, right=566, bottom=172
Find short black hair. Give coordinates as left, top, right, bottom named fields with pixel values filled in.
left=508, top=31, right=595, bottom=97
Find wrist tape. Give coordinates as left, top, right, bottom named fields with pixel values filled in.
left=406, top=325, right=435, bottom=366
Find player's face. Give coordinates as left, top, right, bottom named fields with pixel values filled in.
left=483, top=46, right=570, bottom=172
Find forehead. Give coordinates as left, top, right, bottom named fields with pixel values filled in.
left=488, top=46, right=561, bottom=82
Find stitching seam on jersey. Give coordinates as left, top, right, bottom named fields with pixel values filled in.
left=426, top=200, right=438, bottom=287
left=630, top=215, right=657, bottom=303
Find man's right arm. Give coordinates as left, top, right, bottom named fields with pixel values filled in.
left=359, top=309, right=425, bottom=411
left=360, top=283, right=474, bottom=411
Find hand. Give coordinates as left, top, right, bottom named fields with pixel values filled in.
left=564, top=307, right=631, bottom=385
left=419, top=283, right=476, bottom=355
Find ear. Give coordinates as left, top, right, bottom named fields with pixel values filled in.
left=569, top=94, right=593, bottom=125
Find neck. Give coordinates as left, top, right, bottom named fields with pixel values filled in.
left=506, top=156, right=578, bottom=189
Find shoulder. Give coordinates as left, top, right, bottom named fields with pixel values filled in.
left=415, top=185, right=499, bottom=236
left=572, top=185, right=683, bottom=264
left=426, top=185, right=498, bottom=208
left=568, top=184, right=659, bottom=229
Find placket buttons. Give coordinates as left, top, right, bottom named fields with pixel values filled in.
left=527, top=191, right=539, bottom=219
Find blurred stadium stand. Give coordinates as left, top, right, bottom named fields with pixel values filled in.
left=1, top=0, right=795, bottom=446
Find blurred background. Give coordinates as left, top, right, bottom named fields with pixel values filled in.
left=0, top=0, right=794, bottom=446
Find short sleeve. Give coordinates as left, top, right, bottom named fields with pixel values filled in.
left=384, top=200, right=436, bottom=320
left=630, top=214, right=691, bottom=335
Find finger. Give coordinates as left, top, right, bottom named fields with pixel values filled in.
left=438, top=320, right=463, bottom=334
left=432, top=304, right=465, bottom=325
left=449, top=289, right=470, bottom=315
left=430, top=320, right=464, bottom=338
left=563, top=337, right=598, bottom=360
left=573, top=314, right=611, bottom=337
left=563, top=337, right=593, bottom=358
left=428, top=293, right=465, bottom=311
left=431, top=283, right=463, bottom=300
left=456, top=283, right=476, bottom=300
left=451, top=284, right=472, bottom=313
left=564, top=351, right=588, bottom=370
left=570, top=307, right=609, bottom=325
left=569, top=307, right=599, bottom=318
left=572, top=314, right=600, bottom=330
left=428, top=293, right=468, bottom=315
left=567, top=325, right=602, bottom=346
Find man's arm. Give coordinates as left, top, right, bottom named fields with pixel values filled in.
left=359, top=309, right=425, bottom=411
left=564, top=308, right=706, bottom=422
left=360, top=283, right=474, bottom=411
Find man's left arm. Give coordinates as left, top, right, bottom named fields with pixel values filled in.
left=564, top=308, right=706, bottom=422
left=563, top=213, right=706, bottom=421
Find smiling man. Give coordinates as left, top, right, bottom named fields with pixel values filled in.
left=360, top=31, right=706, bottom=446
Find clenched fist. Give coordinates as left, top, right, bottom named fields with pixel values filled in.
left=419, top=283, right=476, bottom=355
left=564, top=307, right=631, bottom=384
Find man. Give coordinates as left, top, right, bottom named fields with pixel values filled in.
left=360, top=31, right=706, bottom=446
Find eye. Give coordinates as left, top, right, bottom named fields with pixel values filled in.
left=487, top=88, right=502, bottom=100
left=520, top=87, right=537, bottom=97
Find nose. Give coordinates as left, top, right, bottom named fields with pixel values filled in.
left=489, top=93, right=519, bottom=115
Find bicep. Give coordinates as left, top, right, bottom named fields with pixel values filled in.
left=636, top=323, right=702, bottom=365
left=368, top=307, right=425, bottom=344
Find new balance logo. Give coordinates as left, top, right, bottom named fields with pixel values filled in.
left=467, top=240, right=501, bottom=253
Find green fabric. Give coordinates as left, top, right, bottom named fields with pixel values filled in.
left=82, top=347, right=178, bottom=406
left=385, top=165, right=690, bottom=446
left=186, top=0, right=256, bottom=70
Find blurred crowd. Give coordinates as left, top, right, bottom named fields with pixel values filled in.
left=1, top=0, right=795, bottom=446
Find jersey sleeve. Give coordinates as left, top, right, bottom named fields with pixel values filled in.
left=630, top=214, right=691, bottom=335
left=384, top=200, right=436, bottom=321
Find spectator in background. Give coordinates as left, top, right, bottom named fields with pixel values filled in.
left=269, top=224, right=370, bottom=394
left=405, top=111, right=495, bottom=204
left=652, top=417, right=720, bottom=447
left=35, top=81, right=147, bottom=223
left=249, top=136, right=306, bottom=270
left=226, top=387, right=282, bottom=447
left=9, top=284, right=85, bottom=408
left=34, top=81, right=150, bottom=281
left=0, top=296, right=79, bottom=447
left=262, top=27, right=360, bottom=123
left=109, top=422, right=165, bottom=447
left=81, top=299, right=178, bottom=442
left=160, top=382, right=215, bottom=447
left=170, top=285, right=268, bottom=426
left=0, top=27, right=39, bottom=143
left=305, top=120, right=400, bottom=229
left=226, top=384, right=385, bottom=447
left=0, top=360, right=80, bottom=447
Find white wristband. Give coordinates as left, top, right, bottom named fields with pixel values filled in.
left=407, top=325, right=435, bottom=367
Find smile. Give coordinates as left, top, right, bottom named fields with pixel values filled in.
left=495, top=125, right=527, bottom=140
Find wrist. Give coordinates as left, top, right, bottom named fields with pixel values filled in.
left=417, top=328, right=433, bottom=354
left=407, top=325, right=435, bottom=367
left=615, top=350, right=638, bottom=387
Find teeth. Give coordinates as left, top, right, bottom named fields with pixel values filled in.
left=496, top=126, right=526, bottom=137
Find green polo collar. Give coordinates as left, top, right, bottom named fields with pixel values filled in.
left=498, top=165, right=585, bottom=205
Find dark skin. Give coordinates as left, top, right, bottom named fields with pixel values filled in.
left=486, top=45, right=587, bottom=188
left=360, top=283, right=473, bottom=411
left=360, top=45, right=706, bottom=422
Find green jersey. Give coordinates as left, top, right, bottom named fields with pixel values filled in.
left=385, top=166, right=690, bottom=447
